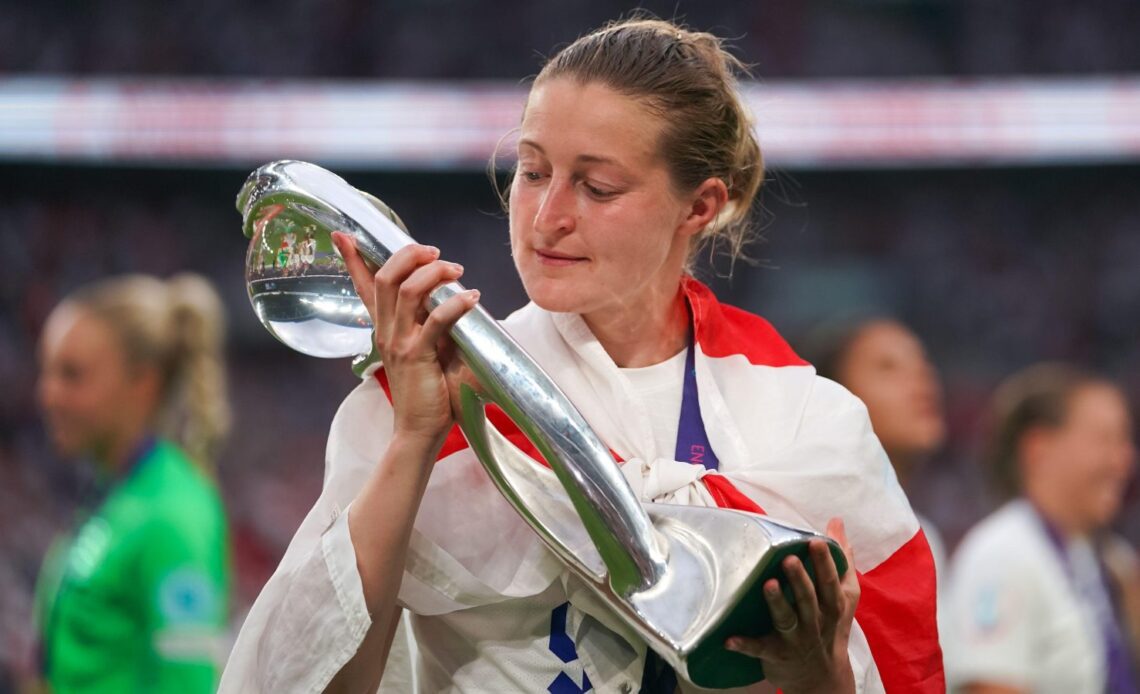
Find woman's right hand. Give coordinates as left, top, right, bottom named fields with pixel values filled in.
left=332, top=232, right=480, bottom=452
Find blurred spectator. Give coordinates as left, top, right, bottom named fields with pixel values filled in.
left=2, top=0, right=1139, bottom=78
left=31, top=274, right=231, bottom=693
left=805, top=317, right=949, bottom=571
left=944, top=364, right=1138, bottom=693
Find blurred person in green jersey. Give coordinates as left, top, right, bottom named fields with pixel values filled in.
left=33, top=273, right=232, bottom=693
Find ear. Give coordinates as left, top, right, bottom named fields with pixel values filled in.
left=127, top=363, right=164, bottom=415
left=677, top=177, right=730, bottom=239
left=1018, top=426, right=1057, bottom=479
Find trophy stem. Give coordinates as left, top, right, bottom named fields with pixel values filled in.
left=433, top=282, right=668, bottom=594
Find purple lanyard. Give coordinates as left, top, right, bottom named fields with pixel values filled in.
left=643, top=333, right=719, bottom=694
left=673, top=335, right=719, bottom=471
left=1034, top=507, right=1137, bottom=694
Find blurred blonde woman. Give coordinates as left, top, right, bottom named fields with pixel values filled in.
left=34, top=273, right=231, bottom=693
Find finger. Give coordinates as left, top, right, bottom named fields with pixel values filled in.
left=724, top=634, right=779, bottom=660
left=783, top=554, right=821, bottom=632
left=827, top=517, right=862, bottom=610
left=419, top=289, right=480, bottom=350
left=826, top=517, right=854, bottom=565
left=374, top=244, right=441, bottom=329
left=810, top=538, right=843, bottom=623
left=763, top=577, right=799, bottom=640
left=332, top=232, right=378, bottom=318
left=393, top=260, right=465, bottom=340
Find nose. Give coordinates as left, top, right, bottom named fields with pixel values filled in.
left=912, top=359, right=941, bottom=397
left=533, top=176, right=576, bottom=240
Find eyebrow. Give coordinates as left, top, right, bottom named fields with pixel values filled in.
left=517, top=138, right=621, bottom=166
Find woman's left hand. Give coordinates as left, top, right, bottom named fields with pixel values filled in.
left=725, top=517, right=860, bottom=694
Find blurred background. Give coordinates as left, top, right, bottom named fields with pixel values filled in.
left=2, top=0, right=1139, bottom=687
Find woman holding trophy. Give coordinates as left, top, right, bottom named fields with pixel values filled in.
left=222, top=17, right=942, bottom=693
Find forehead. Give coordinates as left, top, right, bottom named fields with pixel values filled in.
left=520, top=79, right=666, bottom=165
left=851, top=321, right=923, bottom=359
left=41, top=305, right=117, bottom=360
left=1066, top=383, right=1130, bottom=426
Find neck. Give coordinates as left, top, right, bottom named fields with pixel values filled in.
left=884, top=448, right=920, bottom=489
left=583, top=281, right=689, bottom=368
left=97, top=422, right=152, bottom=477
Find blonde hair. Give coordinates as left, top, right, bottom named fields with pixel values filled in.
left=68, top=273, right=231, bottom=466
left=496, top=16, right=764, bottom=268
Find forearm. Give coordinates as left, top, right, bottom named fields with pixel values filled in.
left=324, top=433, right=439, bottom=693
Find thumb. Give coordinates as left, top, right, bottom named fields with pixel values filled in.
left=826, top=517, right=855, bottom=568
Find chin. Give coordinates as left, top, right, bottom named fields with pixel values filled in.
left=1097, top=490, right=1126, bottom=523
left=914, top=422, right=947, bottom=452
left=48, top=433, right=86, bottom=459
left=519, top=276, right=594, bottom=315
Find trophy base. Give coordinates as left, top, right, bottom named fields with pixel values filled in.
left=685, top=537, right=848, bottom=689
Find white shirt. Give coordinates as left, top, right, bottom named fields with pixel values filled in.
left=944, top=499, right=1106, bottom=693
left=618, top=347, right=687, bottom=459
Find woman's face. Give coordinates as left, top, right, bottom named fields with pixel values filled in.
left=37, top=306, right=145, bottom=460
left=838, top=320, right=946, bottom=466
left=508, top=79, right=701, bottom=321
left=1039, top=383, right=1135, bottom=531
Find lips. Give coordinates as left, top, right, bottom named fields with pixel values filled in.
left=535, top=249, right=587, bottom=266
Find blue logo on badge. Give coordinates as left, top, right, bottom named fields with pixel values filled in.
left=158, top=568, right=217, bottom=624
left=975, top=586, right=1000, bottom=632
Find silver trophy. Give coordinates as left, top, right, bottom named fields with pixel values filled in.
left=238, top=160, right=846, bottom=689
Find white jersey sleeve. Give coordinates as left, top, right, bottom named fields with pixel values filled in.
left=944, top=502, right=1104, bottom=693
left=218, top=378, right=402, bottom=693
left=944, top=528, right=1038, bottom=688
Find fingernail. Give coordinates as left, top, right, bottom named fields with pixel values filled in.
left=467, top=289, right=480, bottom=302
left=765, top=583, right=780, bottom=598
left=426, top=245, right=440, bottom=256
left=725, top=638, right=741, bottom=651
left=450, top=262, right=464, bottom=272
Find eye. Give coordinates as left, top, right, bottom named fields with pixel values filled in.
left=583, top=182, right=617, bottom=199
left=518, top=169, right=545, bottom=183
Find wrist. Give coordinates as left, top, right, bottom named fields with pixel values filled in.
left=801, top=654, right=855, bottom=694
left=389, top=428, right=448, bottom=461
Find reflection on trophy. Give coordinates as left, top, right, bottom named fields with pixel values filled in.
left=236, top=160, right=847, bottom=689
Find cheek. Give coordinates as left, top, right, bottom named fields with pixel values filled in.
left=600, top=220, right=674, bottom=276
left=855, top=383, right=900, bottom=423
left=59, top=373, right=123, bottom=425
left=507, top=194, right=531, bottom=250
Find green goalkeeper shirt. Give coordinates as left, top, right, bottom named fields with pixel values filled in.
left=36, top=438, right=230, bottom=693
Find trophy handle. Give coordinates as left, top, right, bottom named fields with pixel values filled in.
left=238, top=160, right=667, bottom=596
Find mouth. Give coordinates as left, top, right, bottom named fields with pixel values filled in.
left=535, top=249, right=588, bottom=266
